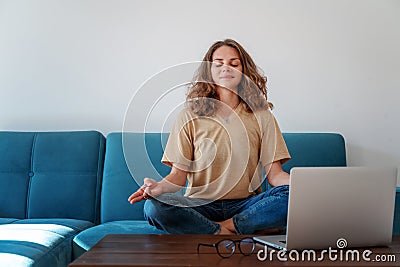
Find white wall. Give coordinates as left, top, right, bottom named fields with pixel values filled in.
left=1, top=0, right=399, bottom=182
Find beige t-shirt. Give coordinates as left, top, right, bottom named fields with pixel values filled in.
left=161, top=104, right=290, bottom=200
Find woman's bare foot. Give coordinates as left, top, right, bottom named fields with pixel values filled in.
left=219, top=218, right=236, bottom=233
left=217, top=224, right=235, bottom=235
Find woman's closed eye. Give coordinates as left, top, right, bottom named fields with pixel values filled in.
left=213, top=63, right=240, bottom=68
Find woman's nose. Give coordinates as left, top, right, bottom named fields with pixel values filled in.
left=221, top=64, right=231, bottom=72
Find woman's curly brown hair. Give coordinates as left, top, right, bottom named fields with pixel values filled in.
left=186, top=39, right=273, bottom=116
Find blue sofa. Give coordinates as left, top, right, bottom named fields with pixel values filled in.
left=0, top=131, right=398, bottom=266
left=0, top=131, right=105, bottom=267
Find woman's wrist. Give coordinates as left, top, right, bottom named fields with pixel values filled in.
left=159, top=178, right=182, bottom=194
left=156, top=180, right=165, bottom=194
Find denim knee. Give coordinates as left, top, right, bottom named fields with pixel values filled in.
left=233, top=185, right=290, bottom=234
left=143, top=197, right=220, bottom=234
left=144, top=199, right=164, bottom=222
left=268, top=184, right=289, bottom=197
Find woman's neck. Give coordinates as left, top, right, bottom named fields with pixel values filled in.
left=217, top=87, right=240, bottom=117
left=217, top=87, right=239, bottom=109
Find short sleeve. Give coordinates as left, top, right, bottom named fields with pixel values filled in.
left=161, top=109, right=194, bottom=169
left=260, top=112, right=291, bottom=167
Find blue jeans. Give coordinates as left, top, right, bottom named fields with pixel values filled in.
left=144, top=184, right=289, bottom=234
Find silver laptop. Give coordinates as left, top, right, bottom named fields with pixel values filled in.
left=254, top=167, right=397, bottom=251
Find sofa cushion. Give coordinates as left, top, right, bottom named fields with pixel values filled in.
left=258, top=133, right=346, bottom=191
left=0, top=131, right=105, bottom=223
left=0, top=219, right=94, bottom=267
left=0, top=218, right=19, bottom=224
left=11, top=218, right=95, bottom=234
left=100, top=133, right=170, bottom=223
left=72, top=220, right=164, bottom=259
left=0, top=132, right=34, bottom=218
left=281, top=133, right=347, bottom=171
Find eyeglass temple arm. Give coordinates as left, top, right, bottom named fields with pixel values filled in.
left=197, top=243, right=216, bottom=253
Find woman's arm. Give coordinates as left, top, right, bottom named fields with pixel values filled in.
left=266, top=161, right=290, bottom=187
left=128, top=163, right=188, bottom=204
left=159, top=163, right=188, bottom=193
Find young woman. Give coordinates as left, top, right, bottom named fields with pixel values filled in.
left=128, top=39, right=291, bottom=235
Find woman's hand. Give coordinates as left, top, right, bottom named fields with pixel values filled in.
left=127, top=178, right=163, bottom=204
left=127, top=164, right=188, bottom=204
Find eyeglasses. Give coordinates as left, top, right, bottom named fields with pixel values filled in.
left=197, top=237, right=255, bottom=258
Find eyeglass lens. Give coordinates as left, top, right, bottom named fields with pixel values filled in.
left=215, top=238, right=255, bottom=258
left=217, top=240, right=235, bottom=257
left=238, top=238, right=255, bottom=255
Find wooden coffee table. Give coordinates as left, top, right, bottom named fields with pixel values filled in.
left=69, top=234, right=400, bottom=267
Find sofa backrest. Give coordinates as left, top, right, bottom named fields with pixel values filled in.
left=100, top=132, right=346, bottom=223
left=0, top=131, right=105, bottom=223
left=281, top=133, right=347, bottom=171
left=101, top=133, right=170, bottom=223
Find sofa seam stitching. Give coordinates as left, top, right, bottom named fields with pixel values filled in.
left=26, top=132, right=37, bottom=218
left=95, top=132, right=105, bottom=224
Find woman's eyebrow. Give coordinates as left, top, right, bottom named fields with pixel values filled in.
left=213, top=58, right=240, bottom=61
